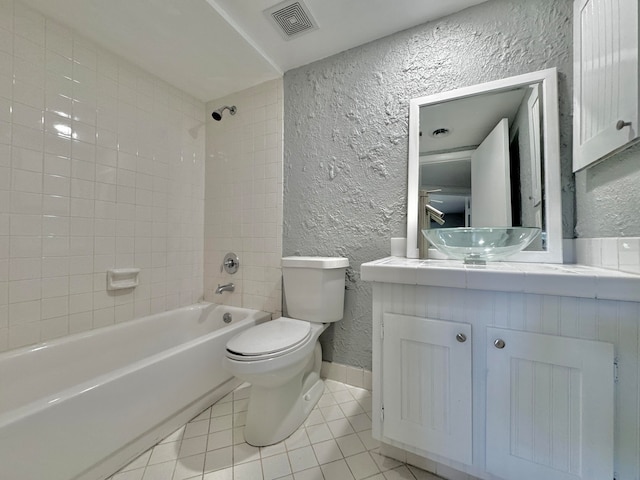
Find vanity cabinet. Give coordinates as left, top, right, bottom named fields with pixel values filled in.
left=362, top=260, right=640, bottom=480
left=381, top=313, right=472, bottom=465
left=573, top=0, right=639, bottom=171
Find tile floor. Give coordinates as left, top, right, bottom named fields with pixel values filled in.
left=108, top=380, right=441, bottom=480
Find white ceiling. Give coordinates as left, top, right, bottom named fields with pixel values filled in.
left=22, top=0, right=488, bottom=102
left=419, top=88, right=529, bottom=154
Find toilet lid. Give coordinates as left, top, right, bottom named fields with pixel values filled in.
left=226, top=318, right=311, bottom=356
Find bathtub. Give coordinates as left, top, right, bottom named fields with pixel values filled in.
left=0, top=302, right=270, bottom=480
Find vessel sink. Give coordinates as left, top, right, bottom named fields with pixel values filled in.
left=421, top=227, right=541, bottom=264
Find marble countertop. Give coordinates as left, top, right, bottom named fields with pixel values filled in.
left=360, top=257, right=640, bottom=302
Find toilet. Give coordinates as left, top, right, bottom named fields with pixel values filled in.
left=224, top=256, right=349, bottom=446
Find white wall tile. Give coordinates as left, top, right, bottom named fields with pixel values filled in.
left=0, top=2, right=205, bottom=353
left=204, top=80, right=283, bottom=316
left=576, top=236, right=640, bottom=275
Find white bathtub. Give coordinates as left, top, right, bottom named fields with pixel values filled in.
left=0, top=302, right=270, bottom=480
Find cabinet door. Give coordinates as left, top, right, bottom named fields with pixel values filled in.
left=382, top=313, right=472, bottom=465
left=486, top=327, right=614, bottom=480
left=573, top=0, right=639, bottom=171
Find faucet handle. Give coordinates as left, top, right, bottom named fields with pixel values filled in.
left=221, top=252, right=240, bottom=274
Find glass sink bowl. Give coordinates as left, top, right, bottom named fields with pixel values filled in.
left=422, top=227, right=541, bottom=264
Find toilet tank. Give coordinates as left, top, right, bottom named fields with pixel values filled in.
left=282, top=256, right=349, bottom=323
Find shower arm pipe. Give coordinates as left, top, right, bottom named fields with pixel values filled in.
left=211, top=105, right=237, bottom=121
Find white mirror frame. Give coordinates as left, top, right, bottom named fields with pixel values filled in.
left=406, top=68, right=563, bottom=263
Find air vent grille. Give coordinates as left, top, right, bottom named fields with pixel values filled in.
left=265, top=1, right=318, bottom=40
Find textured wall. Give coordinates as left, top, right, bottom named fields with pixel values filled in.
left=283, top=0, right=573, bottom=369
left=575, top=143, right=640, bottom=237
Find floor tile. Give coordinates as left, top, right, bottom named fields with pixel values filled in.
left=339, top=400, right=365, bottom=417
left=232, top=427, right=245, bottom=445
left=203, top=446, right=232, bottom=473
left=207, top=429, right=233, bottom=451
left=306, top=423, right=332, bottom=444
left=345, top=452, right=380, bottom=479
left=304, top=409, right=325, bottom=427
left=178, top=435, right=207, bottom=458
left=211, top=402, right=232, bottom=418
left=293, top=466, right=324, bottom=480
left=348, top=413, right=373, bottom=432
left=203, top=467, right=232, bottom=480
left=370, top=450, right=403, bottom=472
left=285, top=428, right=310, bottom=450
left=320, top=404, right=345, bottom=421
left=233, top=459, right=263, bottom=480
left=110, top=380, right=444, bottom=480
left=172, top=454, right=205, bottom=480
left=161, top=427, right=186, bottom=445
left=233, top=398, right=249, bottom=412
left=141, top=461, right=176, bottom=480
left=184, top=420, right=210, bottom=439
left=335, top=433, right=366, bottom=457
left=233, top=442, right=261, bottom=464
left=325, top=379, right=347, bottom=392
left=317, top=393, right=337, bottom=408
left=121, top=451, right=152, bottom=471
left=357, top=430, right=380, bottom=451
left=327, top=417, right=356, bottom=438
left=332, top=389, right=355, bottom=404
left=288, top=445, right=319, bottom=473
left=260, top=442, right=287, bottom=458
left=191, top=408, right=211, bottom=423
left=148, top=442, right=180, bottom=465
left=357, top=396, right=373, bottom=413
left=311, top=439, right=343, bottom=465
left=320, top=459, right=355, bottom=480
left=261, top=452, right=292, bottom=480
left=233, top=411, right=247, bottom=427
left=210, top=415, right=233, bottom=433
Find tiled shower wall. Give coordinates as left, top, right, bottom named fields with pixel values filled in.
left=203, top=80, right=283, bottom=316
left=0, top=0, right=205, bottom=352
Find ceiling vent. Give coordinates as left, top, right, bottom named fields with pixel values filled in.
left=265, top=0, right=319, bottom=41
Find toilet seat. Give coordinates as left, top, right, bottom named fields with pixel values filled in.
left=226, top=318, right=312, bottom=361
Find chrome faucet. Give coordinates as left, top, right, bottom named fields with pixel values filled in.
left=425, top=203, right=445, bottom=225
left=215, top=283, right=235, bottom=294
left=419, top=190, right=445, bottom=258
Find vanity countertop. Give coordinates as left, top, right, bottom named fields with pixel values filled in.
left=361, top=257, right=640, bottom=302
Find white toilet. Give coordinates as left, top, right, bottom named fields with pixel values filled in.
left=224, top=256, right=349, bottom=446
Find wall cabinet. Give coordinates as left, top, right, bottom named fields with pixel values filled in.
left=371, top=283, right=618, bottom=480
left=573, top=0, right=639, bottom=171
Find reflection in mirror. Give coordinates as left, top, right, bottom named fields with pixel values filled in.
left=420, top=83, right=545, bottom=250
left=406, top=68, right=563, bottom=263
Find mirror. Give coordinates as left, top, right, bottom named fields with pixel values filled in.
left=406, top=68, right=563, bottom=263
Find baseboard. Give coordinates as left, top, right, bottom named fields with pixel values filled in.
left=320, top=361, right=372, bottom=391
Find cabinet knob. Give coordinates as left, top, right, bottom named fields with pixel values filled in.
left=494, top=339, right=506, bottom=349
left=456, top=333, right=467, bottom=343
left=616, top=120, right=632, bottom=130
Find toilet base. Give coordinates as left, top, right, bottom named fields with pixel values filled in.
left=243, top=344, right=325, bottom=446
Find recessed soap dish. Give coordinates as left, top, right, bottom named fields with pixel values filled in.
left=107, top=268, right=140, bottom=290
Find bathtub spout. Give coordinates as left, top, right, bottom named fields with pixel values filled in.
left=215, top=283, right=235, bottom=294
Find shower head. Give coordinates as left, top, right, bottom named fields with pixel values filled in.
left=211, top=105, right=237, bottom=121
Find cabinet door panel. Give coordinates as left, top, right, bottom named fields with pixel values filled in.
left=573, top=0, right=639, bottom=171
left=486, top=327, right=613, bottom=480
left=382, top=313, right=472, bottom=465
